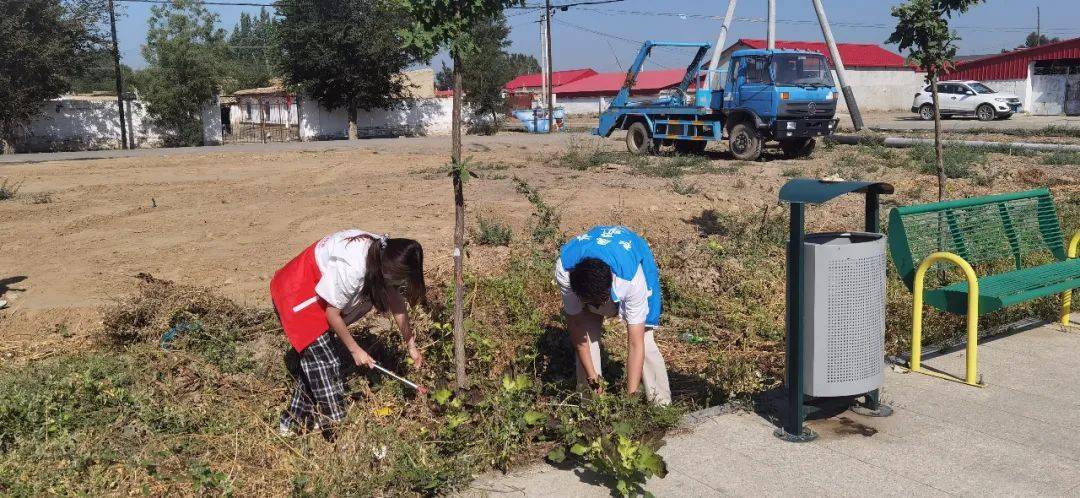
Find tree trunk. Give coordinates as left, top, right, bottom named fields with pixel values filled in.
left=451, top=53, right=467, bottom=389
left=0, top=137, right=11, bottom=155
left=348, top=105, right=358, bottom=140
left=930, top=72, right=944, bottom=202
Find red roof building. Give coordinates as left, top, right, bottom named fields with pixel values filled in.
left=552, top=69, right=688, bottom=98
left=725, top=39, right=909, bottom=68
left=504, top=68, right=598, bottom=92
left=944, top=37, right=1080, bottom=81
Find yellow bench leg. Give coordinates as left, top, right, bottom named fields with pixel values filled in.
left=910, top=252, right=981, bottom=387
left=1067, top=231, right=1080, bottom=327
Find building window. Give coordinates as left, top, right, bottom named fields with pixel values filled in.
left=245, top=101, right=253, bottom=121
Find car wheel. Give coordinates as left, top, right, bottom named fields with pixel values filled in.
left=625, top=122, right=653, bottom=155
left=780, top=138, right=816, bottom=159
left=976, top=104, right=996, bottom=121
left=918, top=104, right=934, bottom=121
left=728, top=122, right=762, bottom=161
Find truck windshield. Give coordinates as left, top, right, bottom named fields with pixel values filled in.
left=772, top=54, right=834, bottom=87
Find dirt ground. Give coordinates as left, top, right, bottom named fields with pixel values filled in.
left=1, top=131, right=1076, bottom=357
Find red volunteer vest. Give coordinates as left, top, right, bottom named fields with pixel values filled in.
left=270, top=242, right=330, bottom=352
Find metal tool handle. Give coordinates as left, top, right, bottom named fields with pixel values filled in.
left=372, top=363, right=420, bottom=391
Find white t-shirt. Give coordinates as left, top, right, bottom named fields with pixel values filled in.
left=314, top=230, right=383, bottom=324
left=554, top=258, right=650, bottom=326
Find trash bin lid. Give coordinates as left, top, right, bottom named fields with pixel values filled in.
left=779, top=179, right=893, bottom=205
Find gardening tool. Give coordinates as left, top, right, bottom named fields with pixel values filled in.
left=373, top=363, right=429, bottom=395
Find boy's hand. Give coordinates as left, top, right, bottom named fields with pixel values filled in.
left=407, top=340, right=425, bottom=369
left=351, top=348, right=375, bottom=369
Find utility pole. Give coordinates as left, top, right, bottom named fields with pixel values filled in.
left=811, top=0, right=863, bottom=131
left=539, top=11, right=548, bottom=107
left=1036, top=6, right=1041, bottom=46
left=707, top=0, right=739, bottom=90
left=544, top=0, right=555, bottom=133
left=767, top=0, right=776, bottom=50
left=108, top=0, right=129, bottom=149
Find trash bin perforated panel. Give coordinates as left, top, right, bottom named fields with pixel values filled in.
left=803, top=232, right=886, bottom=397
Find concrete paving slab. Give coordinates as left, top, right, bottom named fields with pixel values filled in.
left=459, top=320, right=1080, bottom=497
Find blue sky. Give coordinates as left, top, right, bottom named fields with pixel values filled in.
left=115, top=0, right=1080, bottom=73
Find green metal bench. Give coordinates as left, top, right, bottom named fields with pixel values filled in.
left=888, top=188, right=1080, bottom=386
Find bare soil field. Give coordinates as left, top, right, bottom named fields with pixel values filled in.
left=1, top=132, right=1077, bottom=356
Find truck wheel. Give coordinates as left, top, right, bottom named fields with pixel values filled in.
left=728, top=123, right=762, bottom=161
left=626, top=122, right=654, bottom=155
left=918, top=104, right=935, bottom=121
left=674, top=140, right=707, bottom=155
left=780, top=138, right=816, bottom=158
left=976, top=104, right=996, bottom=121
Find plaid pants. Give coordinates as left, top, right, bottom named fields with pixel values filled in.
left=281, top=332, right=348, bottom=431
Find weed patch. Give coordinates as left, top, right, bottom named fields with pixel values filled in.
left=0, top=178, right=21, bottom=201
left=513, top=178, right=562, bottom=246
left=671, top=178, right=699, bottom=196
left=907, top=144, right=987, bottom=179
left=473, top=213, right=512, bottom=246
left=1041, top=150, right=1080, bottom=166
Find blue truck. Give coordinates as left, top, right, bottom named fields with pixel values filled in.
left=596, top=41, right=840, bottom=161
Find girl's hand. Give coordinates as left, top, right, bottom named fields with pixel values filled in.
left=407, top=340, right=425, bottom=369
left=351, top=348, right=376, bottom=369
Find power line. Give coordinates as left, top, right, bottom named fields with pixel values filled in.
left=116, top=0, right=278, bottom=6
left=572, top=6, right=1079, bottom=34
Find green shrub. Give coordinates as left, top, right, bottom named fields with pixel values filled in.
left=513, top=178, right=562, bottom=245
left=473, top=213, right=512, bottom=246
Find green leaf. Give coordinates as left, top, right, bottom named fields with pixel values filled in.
left=612, top=421, right=632, bottom=437
left=615, top=479, right=630, bottom=497
left=546, top=447, right=566, bottom=463
left=431, top=388, right=452, bottom=405
left=522, top=410, right=546, bottom=426
left=569, top=443, right=588, bottom=456
left=447, top=413, right=469, bottom=429
left=636, top=446, right=668, bottom=478
left=513, top=374, right=531, bottom=391
left=501, top=375, right=515, bottom=392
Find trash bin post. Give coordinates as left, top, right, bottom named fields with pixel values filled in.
left=854, top=189, right=895, bottom=417
left=776, top=202, right=817, bottom=442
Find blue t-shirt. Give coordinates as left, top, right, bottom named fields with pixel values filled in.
left=556, top=226, right=662, bottom=327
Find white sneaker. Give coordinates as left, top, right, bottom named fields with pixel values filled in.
left=0, top=299, right=7, bottom=309
left=278, top=419, right=296, bottom=437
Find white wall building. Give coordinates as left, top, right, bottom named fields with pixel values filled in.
left=946, top=38, right=1080, bottom=116
left=12, top=95, right=162, bottom=153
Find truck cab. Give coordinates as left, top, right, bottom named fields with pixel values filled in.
left=596, top=41, right=840, bottom=161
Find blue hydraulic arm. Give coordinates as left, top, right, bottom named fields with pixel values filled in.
left=608, top=41, right=712, bottom=109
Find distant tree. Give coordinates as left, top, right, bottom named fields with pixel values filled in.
left=68, top=48, right=139, bottom=95
left=458, top=14, right=515, bottom=129
left=139, top=0, right=228, bottom=147
left=505, top=53, right=541, bottom=79
left=887, top=0, right=985, bottom=201
left=435, top=62, right=454, bottom=91
left=1024, top=32, right=1060, bottom=48
left=223, top=9, right=277, bottom=94
left=276, top=0, right=415, bottom=140
left=398, top=0, right=526, bottom=389
left=0, top=0, right=106, bottom=153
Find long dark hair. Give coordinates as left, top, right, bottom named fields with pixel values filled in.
left=348, top=235, right=426, bottom=311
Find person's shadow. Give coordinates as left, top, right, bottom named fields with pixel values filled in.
left=1, top=276, right=28, bottom=298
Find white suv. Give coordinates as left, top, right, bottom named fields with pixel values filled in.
left=911, top=80, right=1022, bottom=121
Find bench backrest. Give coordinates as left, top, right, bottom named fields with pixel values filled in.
left=888, top=188, right=1067, bottom=290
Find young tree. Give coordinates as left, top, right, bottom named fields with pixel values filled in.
left=398, top=0, right=525, bottom=388
left=887, top=0, right=984, bottom=201
left=140, top=0, right=229, bottom=147
left=0, top=0, right=106, bottom=153
left=276, top=0, right=416, bottom=140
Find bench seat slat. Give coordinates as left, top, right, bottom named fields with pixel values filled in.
left=924, top=259, right=1080, bottom=315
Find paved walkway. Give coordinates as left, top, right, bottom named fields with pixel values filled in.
left=464, top=317, right=1080, bottom=497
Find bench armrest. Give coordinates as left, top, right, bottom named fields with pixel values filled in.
left=912, top=251, right=981, bottom=385
left=1069, top=230, right=1080, bottom=259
